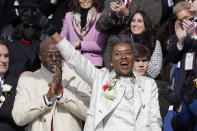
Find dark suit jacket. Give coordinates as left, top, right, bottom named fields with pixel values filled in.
left=168, top=36, right=197, bottom=99
left=96, top=0, right=162, bottom=34
left=7, top=40, right=41, bottom=80
left=0, top=73, right=25, bottom=131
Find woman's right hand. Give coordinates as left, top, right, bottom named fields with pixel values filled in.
left=72, top=41, right=81, bottom=49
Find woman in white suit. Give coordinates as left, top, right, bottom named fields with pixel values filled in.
left=51, top=33, right=162, bottom=131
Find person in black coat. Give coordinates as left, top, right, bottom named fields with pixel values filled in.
left=167, top=1, right=196, bottom=99
left=6, top=10, right=41, bottom=81
left=0, top=39, right=25, bottom=131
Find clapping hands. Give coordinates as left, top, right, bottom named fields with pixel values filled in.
left=46, top=65, right=62, bottom=99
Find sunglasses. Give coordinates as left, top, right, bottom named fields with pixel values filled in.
left=43, top=52, right=62, bottom=58
left=186, top=0, right=196, bottom=2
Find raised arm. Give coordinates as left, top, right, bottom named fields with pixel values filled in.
left=53, top=35, right=100, bottom=85
left=147, top=40, right=163, bottom=78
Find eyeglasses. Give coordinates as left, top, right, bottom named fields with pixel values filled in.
left=186, top=0, right=196, bottom=2
left=42, top=52, right=62, bottom=58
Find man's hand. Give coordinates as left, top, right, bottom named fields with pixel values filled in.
left=182, top=19, right=196, bottom=38
left=46, top=65, right=62, bottom=99
left=175, top=20, right=186, bottom=47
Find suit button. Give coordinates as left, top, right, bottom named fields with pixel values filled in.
left=40, top=106, right=44, bottom=110
left=64, top=98, right=70, bottom=102
left=99, top=110, right=102, bottom=113
left=142, top=104, right=145, bottom=108
left=42, top=118, right=46, bottom=122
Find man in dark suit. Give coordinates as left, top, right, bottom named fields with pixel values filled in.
left=0, top=39, right=25, bottom=131
left=168, top=1, right=197, bottom=130
left=168, top=1, right=196, bottom=99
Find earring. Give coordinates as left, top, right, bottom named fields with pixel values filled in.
left=110, top=63, right=113, bottom=67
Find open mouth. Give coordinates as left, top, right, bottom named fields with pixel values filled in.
left=120, top=61, right=129, bottom=69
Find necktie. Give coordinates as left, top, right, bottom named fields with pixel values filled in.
left=51, top=118, right=53, bottom=131
left=126, top=0, right=130, bottom=8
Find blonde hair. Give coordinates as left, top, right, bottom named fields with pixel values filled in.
left=173, top=1, right=194, bottom=16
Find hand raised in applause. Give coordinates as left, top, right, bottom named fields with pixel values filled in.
left=46, top=65, right=62, bottom=99
left=182, top=19, right=196, bottom=38
left=175, top=20, right=186, bottom=47
left=110, top=0, right=129, bottom=16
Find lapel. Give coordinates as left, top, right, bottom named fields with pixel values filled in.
left=133, top=75, right=144, bottom=120
left=94, top=73, right=144, bottom=128
left=3, top=73, right=17, bottom=87
left=94, top=79, right=126, bottom=128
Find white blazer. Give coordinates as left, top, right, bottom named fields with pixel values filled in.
left=56, top=38, right=162, bottom=131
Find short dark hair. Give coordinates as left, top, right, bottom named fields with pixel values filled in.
left=134, top=44, right=150, bottom=60
left=103, top=34, right=136, bottom=72
left=68, top=0, right=102, bottom=13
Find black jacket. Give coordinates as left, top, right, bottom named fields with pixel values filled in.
left=0, top=73, right=25, bottom=131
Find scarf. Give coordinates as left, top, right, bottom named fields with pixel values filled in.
left=72, top=7, right=96, bottom=40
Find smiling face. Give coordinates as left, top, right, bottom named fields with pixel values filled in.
left=111, top=43, right=134, bottom=77
left=79, top=0, right=93, bottom=9
left=0, top=44, right=9, bottom=76
left=130, top=13, right=146, bottom=35
left=133, top=57, right=149, bottom=76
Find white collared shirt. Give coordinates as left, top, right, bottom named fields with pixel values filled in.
left=0, top=75, right=4, bottom=85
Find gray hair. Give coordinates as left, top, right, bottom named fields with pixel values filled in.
left=103, top=34, right=136, bottom=72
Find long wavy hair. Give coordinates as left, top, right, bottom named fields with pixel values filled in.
left=103, top=34, right=136, bottom=72
left=68, top=0, right=102, bottom=13
left=127, top=10, right=156, bottom=55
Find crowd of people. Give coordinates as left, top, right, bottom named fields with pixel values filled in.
left=0, top=0, right=197, bottom=131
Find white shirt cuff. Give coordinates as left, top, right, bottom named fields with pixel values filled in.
left=43, top=95, right=53, bottom=106
left=56, top=93, right=63, bottom=101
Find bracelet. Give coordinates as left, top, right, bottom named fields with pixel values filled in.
left=56, top=86, right=64, bottom=95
